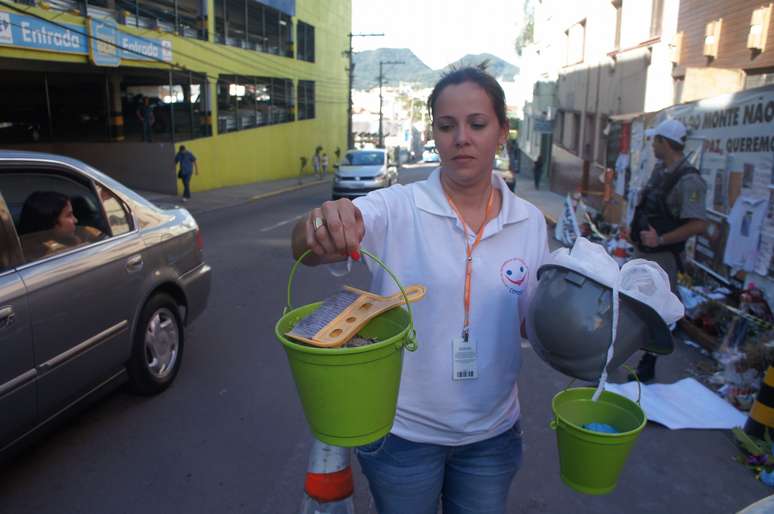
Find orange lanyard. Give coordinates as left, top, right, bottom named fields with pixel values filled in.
left=445, top=187, right=495, bottom=341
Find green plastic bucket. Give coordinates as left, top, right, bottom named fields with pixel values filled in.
left=274, top=249, right=418, bottom=447
left=550, top=386, right=646, bottom=495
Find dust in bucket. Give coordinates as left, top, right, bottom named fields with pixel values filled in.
left=274, top=249, right=418, bottom=448
left=550, top=387, right=647, bottom=495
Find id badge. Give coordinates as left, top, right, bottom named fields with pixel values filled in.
left=452, top=337, right=479, bottom=381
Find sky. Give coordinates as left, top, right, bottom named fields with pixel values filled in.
left=351, top=0, right=524, bottom=70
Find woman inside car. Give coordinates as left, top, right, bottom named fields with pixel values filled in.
left=18, top=191, right=104, bottom=261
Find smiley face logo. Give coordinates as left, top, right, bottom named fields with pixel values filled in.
left=501, top=258, right=528, bottom=295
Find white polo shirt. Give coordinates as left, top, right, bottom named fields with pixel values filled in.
left=352, top=168, right=549, bottom=445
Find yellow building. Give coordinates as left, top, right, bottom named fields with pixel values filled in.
left=0, top=0, right=350, bottom=194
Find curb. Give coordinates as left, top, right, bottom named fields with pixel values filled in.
left=181, top=178, right=330, bottom=216
left=248, top=177, right=329, bottom=202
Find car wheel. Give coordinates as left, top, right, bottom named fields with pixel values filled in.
left=127, top=293, right=184, bottom=395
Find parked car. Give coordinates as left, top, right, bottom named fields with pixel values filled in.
left=422, top=140, right=440, bottom=163
left=0, top=150, right=211, bottom=459
left=332, top=149, right=398, bottom=200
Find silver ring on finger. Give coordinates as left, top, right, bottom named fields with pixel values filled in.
left=313, top=216, right=326, bottom=231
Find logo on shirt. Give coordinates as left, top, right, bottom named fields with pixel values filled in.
left=500, top=258, right=528, bottom=295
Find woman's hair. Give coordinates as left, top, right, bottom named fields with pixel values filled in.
left=427, top=63, right=508, bottom=128
left=18, top=191, right=70, bottom=234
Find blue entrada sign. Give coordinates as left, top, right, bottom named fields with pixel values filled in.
left=119, top=32, right=172, bottom=62
left=0, top=10, right=88, bottom=54
left=0, top=10, right=172, bottom=66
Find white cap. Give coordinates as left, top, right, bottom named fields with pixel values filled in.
left=645, top=118, right=687, bottom=145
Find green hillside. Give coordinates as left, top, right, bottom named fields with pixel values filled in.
left=353, top=49, right=520, bottom=91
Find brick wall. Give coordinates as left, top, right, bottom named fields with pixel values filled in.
left=677, top=0, right=774, bottom=72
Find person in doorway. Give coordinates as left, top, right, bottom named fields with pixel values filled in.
left=629, top=118, right=708, bottom=382
left=533, top=152, right=544, bottom=190
left=291, top=65, right=549, bottom=513
left=174, top=145, right=199, bottom=202
left=136, top=97, right=155, bottom=142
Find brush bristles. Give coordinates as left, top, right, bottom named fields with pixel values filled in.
left=288, top=289, right=361, bottom=339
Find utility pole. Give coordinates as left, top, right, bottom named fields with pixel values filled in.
left=345, top=32, right=383, bottom=150
left=378, top=60, right=404, bottom=148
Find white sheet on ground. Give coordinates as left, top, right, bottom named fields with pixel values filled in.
left=605, top=377, right=748, bottom=430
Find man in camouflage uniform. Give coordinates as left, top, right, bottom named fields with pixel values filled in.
left=630, top=119, right=708, bottom=382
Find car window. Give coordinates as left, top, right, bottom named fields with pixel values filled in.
left=95, top=184, right=133, bottom=236
left=0, top=170, right=109, bottom=264
left=345, top=152, right=385, bottom=166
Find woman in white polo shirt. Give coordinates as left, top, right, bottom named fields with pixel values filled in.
left=291, top=66, right=549, bottom=514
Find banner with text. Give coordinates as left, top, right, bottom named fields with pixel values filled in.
left=0, top=10, right=172, bottom=65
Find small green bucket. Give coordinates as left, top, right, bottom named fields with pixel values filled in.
left=274, top=249, right=418, bottom=447
left=550, top=386, right=646, bottom=495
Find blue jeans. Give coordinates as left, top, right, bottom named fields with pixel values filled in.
left=181, top=173, right=191, bottom=198
left=356, top=422, right=523, bottom=514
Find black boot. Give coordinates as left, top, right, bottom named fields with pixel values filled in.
left=628, top=353, right=657, bottom=383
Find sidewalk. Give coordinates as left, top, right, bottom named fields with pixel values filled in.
left=136, top=174, right=332, bottom=216
left=514, top=172, right=564, bottom=228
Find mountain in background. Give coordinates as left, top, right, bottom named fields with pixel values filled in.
left=352, top=48, right=434, bottom=90
left=353, top=48, right=519, bottom=91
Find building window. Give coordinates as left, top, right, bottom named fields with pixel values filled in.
left=565, top=20, right=586, bottom=65
left=570, top=112, right=581, bottom=153
left=554, top=110, right=565, bottom=144
left=217, top=75, right=293, bottom=133
left=297, top=21, right=315, bottom=62
left=109, top=0, right=205, bottom=39
left=297, top=81, right=315, bottom=120
left=214, top=0, right=293, bottom=56
left=650, top=0, right=664, bottom=38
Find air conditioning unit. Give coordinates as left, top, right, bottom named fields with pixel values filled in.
left=748, top=4, right=772, bottom=51
left=704, top=19, right=722, bottom=58
left=670, top=31, right=683, bottom=63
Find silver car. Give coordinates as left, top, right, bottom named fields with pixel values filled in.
left=0, top=151, right=211, bottom=458
left=332, top=149, right=399, bottom=200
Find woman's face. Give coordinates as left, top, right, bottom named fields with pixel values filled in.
left=432, top=81, right=508, bottom=186
left=54, top=201, right=77, bottom=237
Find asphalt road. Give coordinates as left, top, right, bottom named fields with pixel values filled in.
left=0, top=164, right=769, bottom=513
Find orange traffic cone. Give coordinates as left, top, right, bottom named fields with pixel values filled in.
left=300, top=438, right=356, bottom=514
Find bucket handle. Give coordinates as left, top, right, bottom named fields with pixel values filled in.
left=284, top=248, right=418, bottom=352
left=549, top=371, right=642, bottom=431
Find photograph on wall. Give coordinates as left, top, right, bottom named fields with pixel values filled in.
left=692, top=211, right=730, bottom=279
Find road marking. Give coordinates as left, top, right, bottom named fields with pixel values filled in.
left=260, top=215, right=303, bottom=233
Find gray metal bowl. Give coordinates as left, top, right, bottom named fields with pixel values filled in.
left=525, top=264, right=674, bottom=381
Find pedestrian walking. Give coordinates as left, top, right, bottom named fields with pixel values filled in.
left=322, top=153, right=329, bottom=175
left=136, top=97, right=155, bottom=142
left=533, top=152, right=544, bottom=190
left=174, top=145, right=199, bottom=202
left=291, top=65, right=549, bottom=513
left=629, top=118, right=708, bottom=382
left=313, top=146, right=322, bottom=178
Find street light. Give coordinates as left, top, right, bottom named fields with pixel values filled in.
left=345, top=33, right=384, bottom=150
